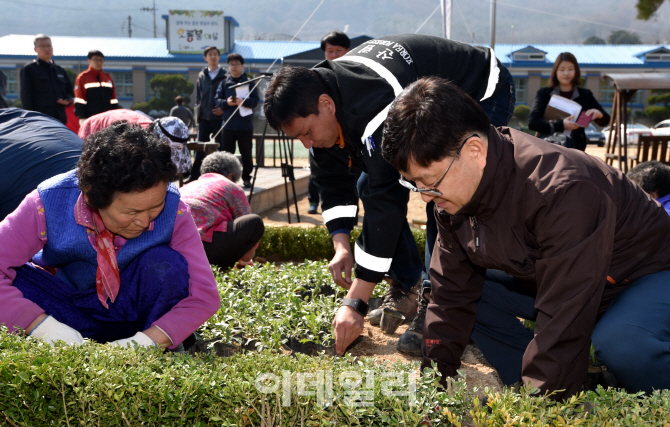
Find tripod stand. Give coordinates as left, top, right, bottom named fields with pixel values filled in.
left=248, top=121, right=301, bottom=223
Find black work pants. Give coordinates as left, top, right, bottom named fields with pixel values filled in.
left=202, top=214, right=265, bottom=270
left=222, top=129, right=254, bottom=182
left=192, top=119, right=223, bottom=180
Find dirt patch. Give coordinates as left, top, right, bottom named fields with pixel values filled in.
left=347, top=319, right=502, bottom=392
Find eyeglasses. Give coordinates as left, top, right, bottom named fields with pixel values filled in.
left=398, top=133, right=479, bottom=197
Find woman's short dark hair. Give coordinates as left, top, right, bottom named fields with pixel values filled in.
left=263, top=66, right=329, bottom=130
left=321, top=31, right=351, bottom=50
left=627, top=160, right=670, bottom=198
left=203, top=46, right=220, bottom=57
left=549, top=52, right=582, bottom=88
left=382, top=77, right=490, bottom=172
left=77, top=122, right=177, bottom=209
left=227, top=53, right=244, bottom=65
left=201, top=152, right=243, bottom=183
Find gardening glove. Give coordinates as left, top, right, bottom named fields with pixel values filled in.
left=29, top=315, right=84, bottom=345
left=236, top=258, right=254, bottom=269
left=108, top=331, right=156, bottom=348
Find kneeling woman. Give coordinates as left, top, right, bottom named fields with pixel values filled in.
left=0, top=122, right=220, bottom=348
left=180, top=152, right=265, bottom=270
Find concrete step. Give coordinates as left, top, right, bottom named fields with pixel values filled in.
left=244, top=165, right=311, bottom=214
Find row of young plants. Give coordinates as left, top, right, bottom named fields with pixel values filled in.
left=2, top=329, right=670, bottom=426
left=199, top=260, right=387, bottom=353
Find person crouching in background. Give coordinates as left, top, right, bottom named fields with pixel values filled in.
left=180, top=152, right=264, bottom=270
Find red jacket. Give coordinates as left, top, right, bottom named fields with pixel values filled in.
left=73, top=67, right=119, bottom=119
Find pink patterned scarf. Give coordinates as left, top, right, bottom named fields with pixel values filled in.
left=92, top=209, right=121, bottom=309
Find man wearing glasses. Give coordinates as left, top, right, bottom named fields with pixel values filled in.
left=382, top=76, right=670, bottom=399
left=215, top=53, right=259, bottom=188
left=263, top=34, right=515, bottom=358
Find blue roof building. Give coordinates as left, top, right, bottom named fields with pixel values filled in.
left=2, top=29, right=669, bottom=113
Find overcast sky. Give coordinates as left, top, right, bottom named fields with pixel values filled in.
left=1, top=0, right=669, bottom=44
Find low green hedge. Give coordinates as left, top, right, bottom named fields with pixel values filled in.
left=3, top=329, right=670, bottom=426
left=0, top=330, right=469, bottom=426
left=256, top=226, right=427, bottom=262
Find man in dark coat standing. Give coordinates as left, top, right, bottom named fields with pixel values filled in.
left=191, top=46, right=227, bottom=181
left=20, top=35, right=74, bottom=124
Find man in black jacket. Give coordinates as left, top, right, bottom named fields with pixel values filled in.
left=215, top=53, right=259, bottom=188
left=20, top=35, right=74, bottom=124
left=264, top=34, right=515, bottom=357
left=191, top=46, right=227, bottom=180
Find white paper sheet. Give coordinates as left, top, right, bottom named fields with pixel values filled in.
left=234, top=85, right=253, bottom=117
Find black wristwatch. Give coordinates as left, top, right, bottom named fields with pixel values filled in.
left=341, top=298, right=369, bottom=317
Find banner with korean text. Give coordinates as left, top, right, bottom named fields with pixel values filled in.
left=168, top=10, right=225, bottom=54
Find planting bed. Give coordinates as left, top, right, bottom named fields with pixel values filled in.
left=198, top=261, right=387, bottom=357
left=197, top=260, right=503, bottom=394
left=3, top=259, right=670, bottom=425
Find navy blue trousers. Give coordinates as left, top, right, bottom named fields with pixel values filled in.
left=592, top=271, right=670, bottom=393
left=473, top=269, right=670, bottom=393
left=14, top=245, right=190, bottom=344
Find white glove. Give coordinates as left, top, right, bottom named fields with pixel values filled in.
left=29, top=315, right=84, bottom=345
left=108, top=331, right=156, bottom=348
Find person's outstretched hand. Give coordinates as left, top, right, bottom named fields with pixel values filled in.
left=333, top=305, right=364, bottom=356
left=108, top=331, right=156, bottom=348
left=29, top=315, right=84, bottom=345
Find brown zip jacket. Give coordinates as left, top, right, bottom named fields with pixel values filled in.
left=423, top=126, right=670, bottom=400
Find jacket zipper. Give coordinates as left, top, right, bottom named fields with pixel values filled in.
left=471, top=216, right=479, bottom=250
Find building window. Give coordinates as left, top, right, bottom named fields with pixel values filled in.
left=599, top=79, right=643, bottom=104
left=512, top=52, right=545, bottom=62
left=3, top=69, right=18, bottom=96
left=146, top=72, right=189, bottom=100
left=111, top=72, right=133, bottom=98
left=645, top=53, right=670, bottom=62
left=513, top=77, right=527, bottom=104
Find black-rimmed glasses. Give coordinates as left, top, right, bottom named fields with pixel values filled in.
left=398, top=133, right=479, bottom=197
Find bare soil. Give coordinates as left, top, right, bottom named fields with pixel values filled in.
left=256, top=146, right=607, bottom=392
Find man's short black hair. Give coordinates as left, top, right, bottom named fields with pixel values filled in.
left=382, top=77, right=490, bottom=172
left=203, top=46, right=220, bottom=57
left=77, top=121, right=177, bottom=209
left=88, top=50, right=104, bottom=60
left=627, top=160, right=670, bottom=198
left=227, top=53, right=244, bottom=65
left=320, top=31, right=351, bottom=51
left=175, top=95, right=184, bottom=105
left=263, top=66, right=330, bottom=131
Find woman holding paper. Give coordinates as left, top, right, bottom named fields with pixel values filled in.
left=215, top=53, right=259, bottom=188
left=529, top=52, right=610, bottom=151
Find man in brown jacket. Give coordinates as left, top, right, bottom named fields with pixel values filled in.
left=381, top=76, right=670, bottom=400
